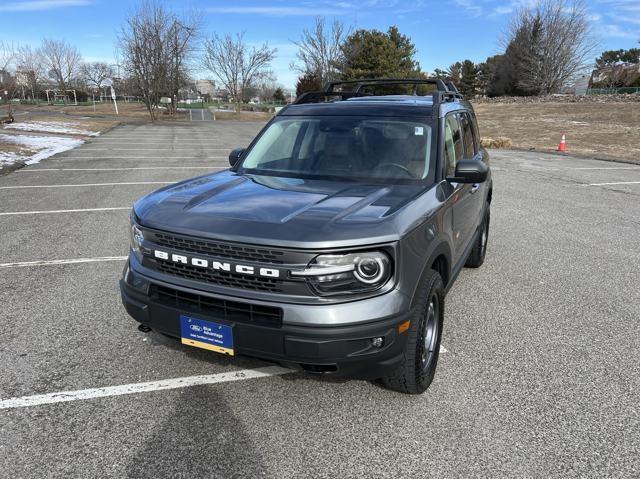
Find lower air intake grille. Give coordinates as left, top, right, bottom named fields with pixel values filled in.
left=153, top=285, right=283, bottom=328
left=154, top=260, right=283, bottom=293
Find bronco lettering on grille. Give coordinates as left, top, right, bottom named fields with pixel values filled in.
left=153, top=249, right=281, bottom=278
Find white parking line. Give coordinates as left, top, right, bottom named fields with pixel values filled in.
left=18, top=167, right=223, bottom=172
left=0, top=256, right=128, bottom=268
left=572, top=167, right=640, bottom=170
left=56, top=157, right=226, bottom=160
left=80, top=148, right=228, bottom=151
left=0, top=366, right=292, bottom=410
left=0, top=181, right=174, bottom=190
left=587, top=181, right=640, bottom=186
left=0, top=207, right=130, bottom=216
left=89, top=140, right=226, bottom=146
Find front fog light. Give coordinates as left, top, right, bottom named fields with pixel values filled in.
left=371, top=337, right=384, bottom=348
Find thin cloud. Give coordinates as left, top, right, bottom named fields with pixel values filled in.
left=493, top=6, right=514, bottom=15
left=0, top=0, right=91, bottom=11
left=205, top=6, right=345, bottom=16
left=600, top=23, right=638, bottom=38
left=453, top=0, right=483, bottom=17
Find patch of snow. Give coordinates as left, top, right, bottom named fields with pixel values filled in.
left=4, top=121, right=100, bottom=137
left=0, top=151, right=22, bottom=167
left=0, top=133, right=84, bottom=166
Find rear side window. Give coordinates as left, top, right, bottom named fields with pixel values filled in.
left=459, top=112, right=476, bottom=159
left=470, top=113, right=481, bottom=152
left=444, top=114, right=463, bottom=176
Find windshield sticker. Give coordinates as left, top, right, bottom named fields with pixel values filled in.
left=415, top=127, right=424, bottom=136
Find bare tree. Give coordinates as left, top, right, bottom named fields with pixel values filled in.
left=504, top=0, right=597, bottom=95
left=256, top=72, right=278, bottom=102
left=291, top=17, right=348, bottom=85
left=166, top=13, right=200, bottom=113
left=81, top=62, right=115, bottom=91
left=119, top=2, right=199, bottom=120
left=15, top=45, right=44, bottom=100
left=38, top=38, right=83, bottom=91
left=0, top=41, right=18, bottom=119
left=202, top=32, right=276, bottom=110
left=0, top=41, right=15, bottom=76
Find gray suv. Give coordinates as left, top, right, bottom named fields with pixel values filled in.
left=120, top=79, right=492, bottom=394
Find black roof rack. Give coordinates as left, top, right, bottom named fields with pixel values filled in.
left=293, top=78, right=463, bottom=105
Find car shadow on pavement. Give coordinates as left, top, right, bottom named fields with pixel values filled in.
left=124, top=385, right=271, bottom=478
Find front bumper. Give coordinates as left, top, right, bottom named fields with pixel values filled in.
left=120, top=263, right=411, bottom=379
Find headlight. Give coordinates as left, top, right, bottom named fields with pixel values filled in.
left=130, top=218, right=144, bottom=261
left=292, top=251, right=392, bottom=296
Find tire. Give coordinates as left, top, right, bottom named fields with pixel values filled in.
left=380, top=270, right=445, bottom=394
left=465, top=205, right=490, bottom=268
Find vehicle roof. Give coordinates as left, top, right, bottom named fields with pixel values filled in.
left=279, top=95, right=473, bottom=118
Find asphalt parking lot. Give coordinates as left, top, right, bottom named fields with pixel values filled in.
left=1, top=122, right=639, bottom=477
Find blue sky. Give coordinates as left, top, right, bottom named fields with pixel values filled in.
left=1, top=0, right=638, bottom=88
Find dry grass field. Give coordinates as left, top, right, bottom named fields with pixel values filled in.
left=474, top=101, right=640, bottom=163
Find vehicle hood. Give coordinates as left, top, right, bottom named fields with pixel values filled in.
left=134, top=170, right=427, bottom=248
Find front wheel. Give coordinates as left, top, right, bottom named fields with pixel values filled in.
left=465, top=205, right=490, bottom=268
left=380, top=270, right=445, bottom=394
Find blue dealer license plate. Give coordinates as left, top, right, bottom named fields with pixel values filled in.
left=180, top=315, right=234, bottom=356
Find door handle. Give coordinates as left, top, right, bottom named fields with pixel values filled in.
left=470, top=184, right=480, bottom=194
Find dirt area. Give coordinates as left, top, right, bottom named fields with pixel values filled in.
left=473, top=101, right=640, bottom=163
left=213, top=110, right=273, bottom=121
left=6, top=101, right=149, bottom=120
left=0, top=141, right=33, bottom=156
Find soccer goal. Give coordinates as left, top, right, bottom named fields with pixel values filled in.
left=45, top=89, right=78, bottom=105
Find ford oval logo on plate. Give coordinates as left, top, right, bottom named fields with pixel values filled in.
left=180, top=315, right=234, bottom=356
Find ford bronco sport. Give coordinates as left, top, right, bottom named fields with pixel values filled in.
left=120, top=79, right=492, bottom=394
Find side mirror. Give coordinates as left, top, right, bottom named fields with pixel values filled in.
left=228, top=147, right=245, bottom=167
left=447, top=159, right=488, bottom=184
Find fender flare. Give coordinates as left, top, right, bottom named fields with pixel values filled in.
left=409, top=239, right=452, bottom=310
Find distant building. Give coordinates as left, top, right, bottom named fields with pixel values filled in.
left=0, top=69, right=12, bottom=85
left=15, top=69, right=33, bottom=87
left=195, top=79, right=215, bottom=97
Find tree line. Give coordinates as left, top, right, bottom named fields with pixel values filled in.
left=1, top=0, right=634, bottom=121
left=293, top=0, right=608, bottom=98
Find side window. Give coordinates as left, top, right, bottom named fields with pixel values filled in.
left=444, top=114, right=463, bottom=177
left=459, top=112, right=476, bottom=159
left=470, top=113, right=481, bottom=153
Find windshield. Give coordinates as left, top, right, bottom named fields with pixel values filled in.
left=239, top=116, right=435, bottom=182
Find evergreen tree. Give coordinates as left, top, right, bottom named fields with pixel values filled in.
left=338, top=26, right=421, bottom=81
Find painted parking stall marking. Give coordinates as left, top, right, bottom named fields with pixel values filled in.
left=0, top=256, right=128, bottom=268
left=0, top=181, right=175, bottom=190
left=586, top=181, right=640, bottom=186
left=0, top=366, right=293, bottom=410
left=0, top=207, right=130, bottom=216
left=51, top=156, right=227, bottom=160
left=18, top=167, right=223, bottom=172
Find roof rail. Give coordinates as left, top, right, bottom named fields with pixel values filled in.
left=444, top=81, right=460, bottom=93
left=292, top=78, right=463, bottom=105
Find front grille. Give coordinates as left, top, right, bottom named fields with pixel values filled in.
left=153, top=285, right=283, bottom=328
left=154, top=260, right=283, bottom=293
left=152, top=232, right=285, bottom=264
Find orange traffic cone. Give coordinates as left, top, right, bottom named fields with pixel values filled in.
left=557, top=134, right=567, bottom=152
